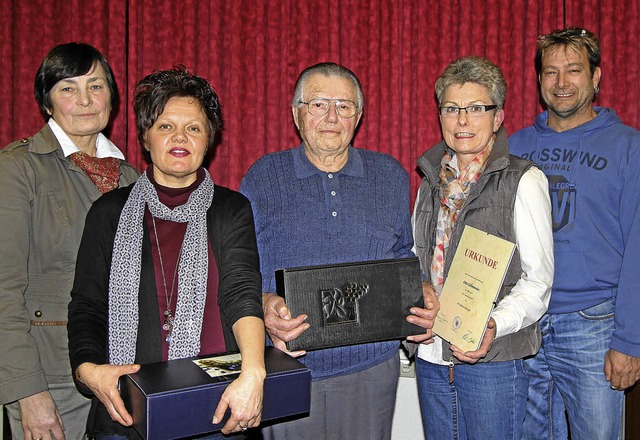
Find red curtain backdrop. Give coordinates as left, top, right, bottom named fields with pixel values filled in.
left=0, top=0, right=128, bottom=148
left=2, top=0, right=639, bottom=201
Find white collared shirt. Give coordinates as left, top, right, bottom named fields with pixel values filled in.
left=48, top=118, right=125, bottom=160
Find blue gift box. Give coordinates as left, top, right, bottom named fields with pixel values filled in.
left=120, top=346, right=311, bottom=439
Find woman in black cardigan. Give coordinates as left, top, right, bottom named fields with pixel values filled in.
left=68, top=67, right=265, bottom=439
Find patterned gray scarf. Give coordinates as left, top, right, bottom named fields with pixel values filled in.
left=108, top=169, right=214, bottom=364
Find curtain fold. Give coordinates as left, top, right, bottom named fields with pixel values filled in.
left=2, top=0, right=638, bottom=200
left=565, top=0, right=640, bottom=128
left=0, top=0, right=128, bottom=148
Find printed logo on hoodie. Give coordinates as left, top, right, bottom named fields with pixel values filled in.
left=548, top=175, right=576, bottom=232
left=516, top=148, right=608, bottom=233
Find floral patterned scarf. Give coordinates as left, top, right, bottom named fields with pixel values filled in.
left=430, top=138, right=495, bottom=291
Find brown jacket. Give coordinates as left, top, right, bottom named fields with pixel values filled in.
left=0, top=124, right=138, bottom=403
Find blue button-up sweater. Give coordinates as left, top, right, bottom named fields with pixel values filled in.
left=240, top=144, right=413, bottom=380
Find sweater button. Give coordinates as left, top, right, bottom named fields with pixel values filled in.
left=34, top=310, right=43, bottom=318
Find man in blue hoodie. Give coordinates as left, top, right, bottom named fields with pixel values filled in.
left=510, top=27, right=640, bottom=439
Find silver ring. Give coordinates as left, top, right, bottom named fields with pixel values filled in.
left=610, top=384, right=618, bottom=390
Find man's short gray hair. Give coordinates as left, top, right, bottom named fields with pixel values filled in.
left=292, top=62, right=364, bottom=112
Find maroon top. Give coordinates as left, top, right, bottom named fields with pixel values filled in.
left=145, top=167, right=226, bottom=360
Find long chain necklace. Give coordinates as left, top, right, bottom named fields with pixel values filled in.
left=151, top=215, right=183, bottom=344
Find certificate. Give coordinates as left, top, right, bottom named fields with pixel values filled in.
left=433, top=225, right=515, bottom=352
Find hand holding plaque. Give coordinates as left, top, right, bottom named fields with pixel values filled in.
left=262, top=293, right=309, bottom=357
left=433, top=226, right=515, bottom=352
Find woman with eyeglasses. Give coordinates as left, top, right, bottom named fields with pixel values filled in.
left=410, top=56, right=554, bottom=439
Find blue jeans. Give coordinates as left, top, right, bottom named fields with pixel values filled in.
left=522, top=298, right=624, bottom=440
left=416, top=356, right=528, bottom=440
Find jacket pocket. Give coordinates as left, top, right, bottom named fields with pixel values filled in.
left=553, top=251, right=601, bottom=293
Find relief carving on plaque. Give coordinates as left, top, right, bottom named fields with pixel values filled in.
left=321, top=282, right=369, bottom=325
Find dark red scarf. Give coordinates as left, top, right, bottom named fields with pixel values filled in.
left=69, top=151, right=120, bottom=193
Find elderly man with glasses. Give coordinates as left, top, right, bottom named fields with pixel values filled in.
left=240, top=62, right=438, bottom=440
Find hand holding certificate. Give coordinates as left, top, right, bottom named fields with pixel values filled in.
left=433, top=225, right=515, bottom=352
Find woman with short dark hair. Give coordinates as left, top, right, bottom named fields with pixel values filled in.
left=0, top=42, right=138, bottom=440
left=68, top=67, right=265, bottom=439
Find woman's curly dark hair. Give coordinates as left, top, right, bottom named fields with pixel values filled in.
left=133, top=66, right=223, bottom=150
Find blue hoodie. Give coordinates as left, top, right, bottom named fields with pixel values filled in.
left=509, top=107, right=640, bottom=357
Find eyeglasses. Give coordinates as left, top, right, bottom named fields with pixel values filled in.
left=298, top=98, right=358, bottom=118
left=439, top=104, right=498, bottom=118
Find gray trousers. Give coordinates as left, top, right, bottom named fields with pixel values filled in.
left=6, top=382, right=91, bottom=440
left=262, top=352, right=400, bottom=440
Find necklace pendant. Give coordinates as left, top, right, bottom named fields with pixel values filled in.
left=163, top=308, right=174, bottom=332
left=152, top=217, right=180, bottom=347
left=163, top=314, right=174, bottom=332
